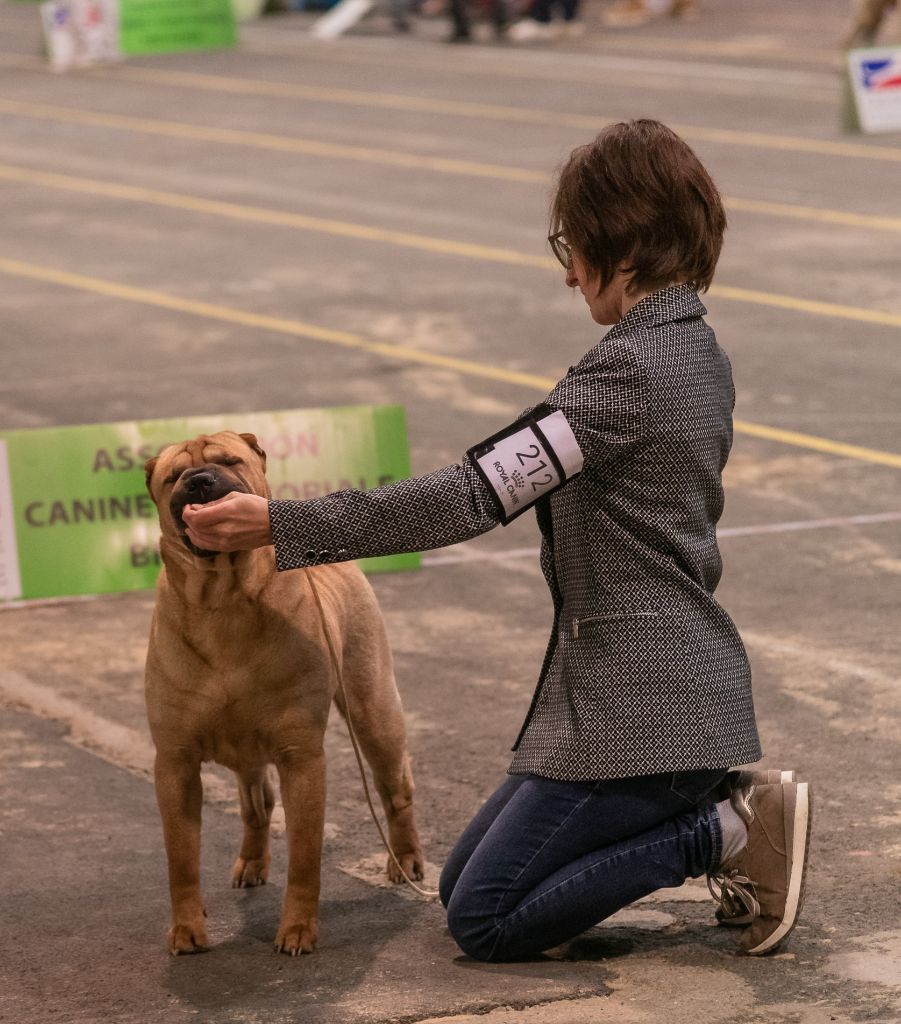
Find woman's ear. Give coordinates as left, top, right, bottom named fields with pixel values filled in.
left=617, top=259, right=640, bottom=294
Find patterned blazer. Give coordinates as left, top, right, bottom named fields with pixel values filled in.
left=270, top=284, right=762, bottom=780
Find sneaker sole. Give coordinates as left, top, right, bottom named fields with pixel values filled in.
left=716, top=770, right=796, bottom=927
left=745, top=781, right=812, bottom=955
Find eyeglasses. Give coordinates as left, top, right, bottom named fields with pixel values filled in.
left=548, top=231, right=572, bottom=270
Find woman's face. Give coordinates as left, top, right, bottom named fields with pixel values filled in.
left=565, top=251, right=633, bottom=326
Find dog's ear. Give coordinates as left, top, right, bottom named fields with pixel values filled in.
left=144, top=456, right=159, bottom=502
left=240, top=432, right=267, bottom=470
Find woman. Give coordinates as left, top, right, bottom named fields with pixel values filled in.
left=183, top=119, right=812, bottom=961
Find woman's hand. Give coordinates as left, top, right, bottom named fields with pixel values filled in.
left=182, top=492, right=273, bottom=552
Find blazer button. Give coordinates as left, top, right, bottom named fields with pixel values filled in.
left=337, top=548, right=349, bottom=557
left=304, top=549, right=317, bottom=560
left=319, top=550, right=331, bottom=560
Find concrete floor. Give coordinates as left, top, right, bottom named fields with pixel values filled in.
left=0, top=1, right=900, bottom=1021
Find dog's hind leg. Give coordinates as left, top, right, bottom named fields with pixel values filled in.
left=231, top=767, right=275, bottom=888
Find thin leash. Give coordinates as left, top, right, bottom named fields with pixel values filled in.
left=306, top=570, right=439, bottom=900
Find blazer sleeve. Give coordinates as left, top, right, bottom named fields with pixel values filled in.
left=541, top=340, right=648, bottom=468
left=269, top=459, right=502, bottom=570
left=268, top=342, right=647, bottom=571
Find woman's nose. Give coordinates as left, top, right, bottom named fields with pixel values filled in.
left=564, top=265, right=578, bottom=288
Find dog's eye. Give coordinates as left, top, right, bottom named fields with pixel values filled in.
left=163, top=471, right=182, bottom=486
left=220, top=457, right=242, bottom=467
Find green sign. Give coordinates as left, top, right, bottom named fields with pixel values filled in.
left=119, top=0, right=236, bottom=55
left=0, top=406, right=419, bottom=602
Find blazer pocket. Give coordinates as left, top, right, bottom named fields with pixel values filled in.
left=572, top=610, right=659, bottom=640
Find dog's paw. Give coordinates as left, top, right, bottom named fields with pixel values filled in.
left=274, top=918, right=318, bottom=957
left=168, top=920, right=210, bottom=955
left=386, top=849, right=425, bottom=885
left=231, top=856, right=269, bottom=889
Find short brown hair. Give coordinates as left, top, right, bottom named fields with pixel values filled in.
left=551, top=119, right=726, bottom=294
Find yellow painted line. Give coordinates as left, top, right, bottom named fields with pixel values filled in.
left=95, top=58, right=832, bottom=112
left=672, top=124, right=901, bottom=163
left=0, top=49, right=831, bottom=104
left=587, top=33, right=841, bottom=66
left=108, top=63, right=614, bottom=125
left=4, top=161, right=901, bottom=332
left=75, top=68, right=901, bottom=165
left=114, top=67, right=865, bottom=164
left=0, top=98, right=546, bottom=185
left=724, top=196, right=901, bottom=235
left=2, top=256, right=900, bottom=471
left=4, top=83, right=901, bottom=170
left=0, top=258, right=555, bottom=391
left=732, top=420, right=901, bottom=470
left=5, top=159, right=901, bottom=244
left=0, top=164, right=549, bottom=268
left=709, top=285, right=901, bottom=330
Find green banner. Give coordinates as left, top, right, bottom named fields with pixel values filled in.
left=119, top=0, right=236, bottom=55
left=0, top=406, right=419, bottom=601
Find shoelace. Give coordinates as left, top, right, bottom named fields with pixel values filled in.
left=707, top=868, right=760, bottom=920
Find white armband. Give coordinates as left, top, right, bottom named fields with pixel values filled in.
left=467, top=405, right=584, bottom=524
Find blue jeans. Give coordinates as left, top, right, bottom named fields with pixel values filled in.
left=439, top=769, right=725, bottom=961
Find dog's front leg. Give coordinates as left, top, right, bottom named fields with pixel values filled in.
left=273, top=750, right=326, bottom=956
left=154, top=752, right=209, bottom=954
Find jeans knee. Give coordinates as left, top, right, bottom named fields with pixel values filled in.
left=438, top=862, right=455, bottom=909
left=446, top=893, right=504, bottom=962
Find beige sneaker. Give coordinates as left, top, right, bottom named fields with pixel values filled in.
left=508, top=18, right=560, bottom=41
left=710, top=769, right=796, bottom=927
left=711, top=780, right=812, bottom=955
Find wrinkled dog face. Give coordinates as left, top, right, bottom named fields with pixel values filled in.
left=145, top=431, right=269, bottom=558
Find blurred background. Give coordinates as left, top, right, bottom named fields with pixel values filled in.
left=1, top=1, right=900, bottom=1022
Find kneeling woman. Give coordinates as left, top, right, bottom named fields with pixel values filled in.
left=183, top=119, right=812, bottom=960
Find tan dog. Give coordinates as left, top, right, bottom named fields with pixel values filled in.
left=144, top=431, right=424, bottom=956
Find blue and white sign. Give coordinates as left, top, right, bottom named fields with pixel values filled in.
left=848, top=47, right=901, bottom=133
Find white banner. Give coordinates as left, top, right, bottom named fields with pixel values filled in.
left=0, top=441, right=22, bottom=601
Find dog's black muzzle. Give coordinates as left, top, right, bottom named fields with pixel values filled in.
left=170, top=464, right=250, bottom=559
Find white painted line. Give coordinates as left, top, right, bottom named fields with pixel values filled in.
left=422, top=544, right=542, bottom=567
left=421, top=510, right=901, bottom=567
left=719, top=510, right=901, bottom=537
left=0, top=668, right=156, bottom=774
left=435, top=46, right=838, bottom=88
left=0, top=593, right=103, bottom=611
left=741, top=631, right=896, bottom=688
left=1, top=512, right=899, bottom=601
left=0, top=668, right=239, bottom=807
left=241, top=29, right=838, bottom=88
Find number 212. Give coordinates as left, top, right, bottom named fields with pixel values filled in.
left=515, top=444, right=553, bottom=490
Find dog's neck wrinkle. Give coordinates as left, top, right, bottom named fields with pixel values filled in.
left=163, top=547, right=270, bottom=608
